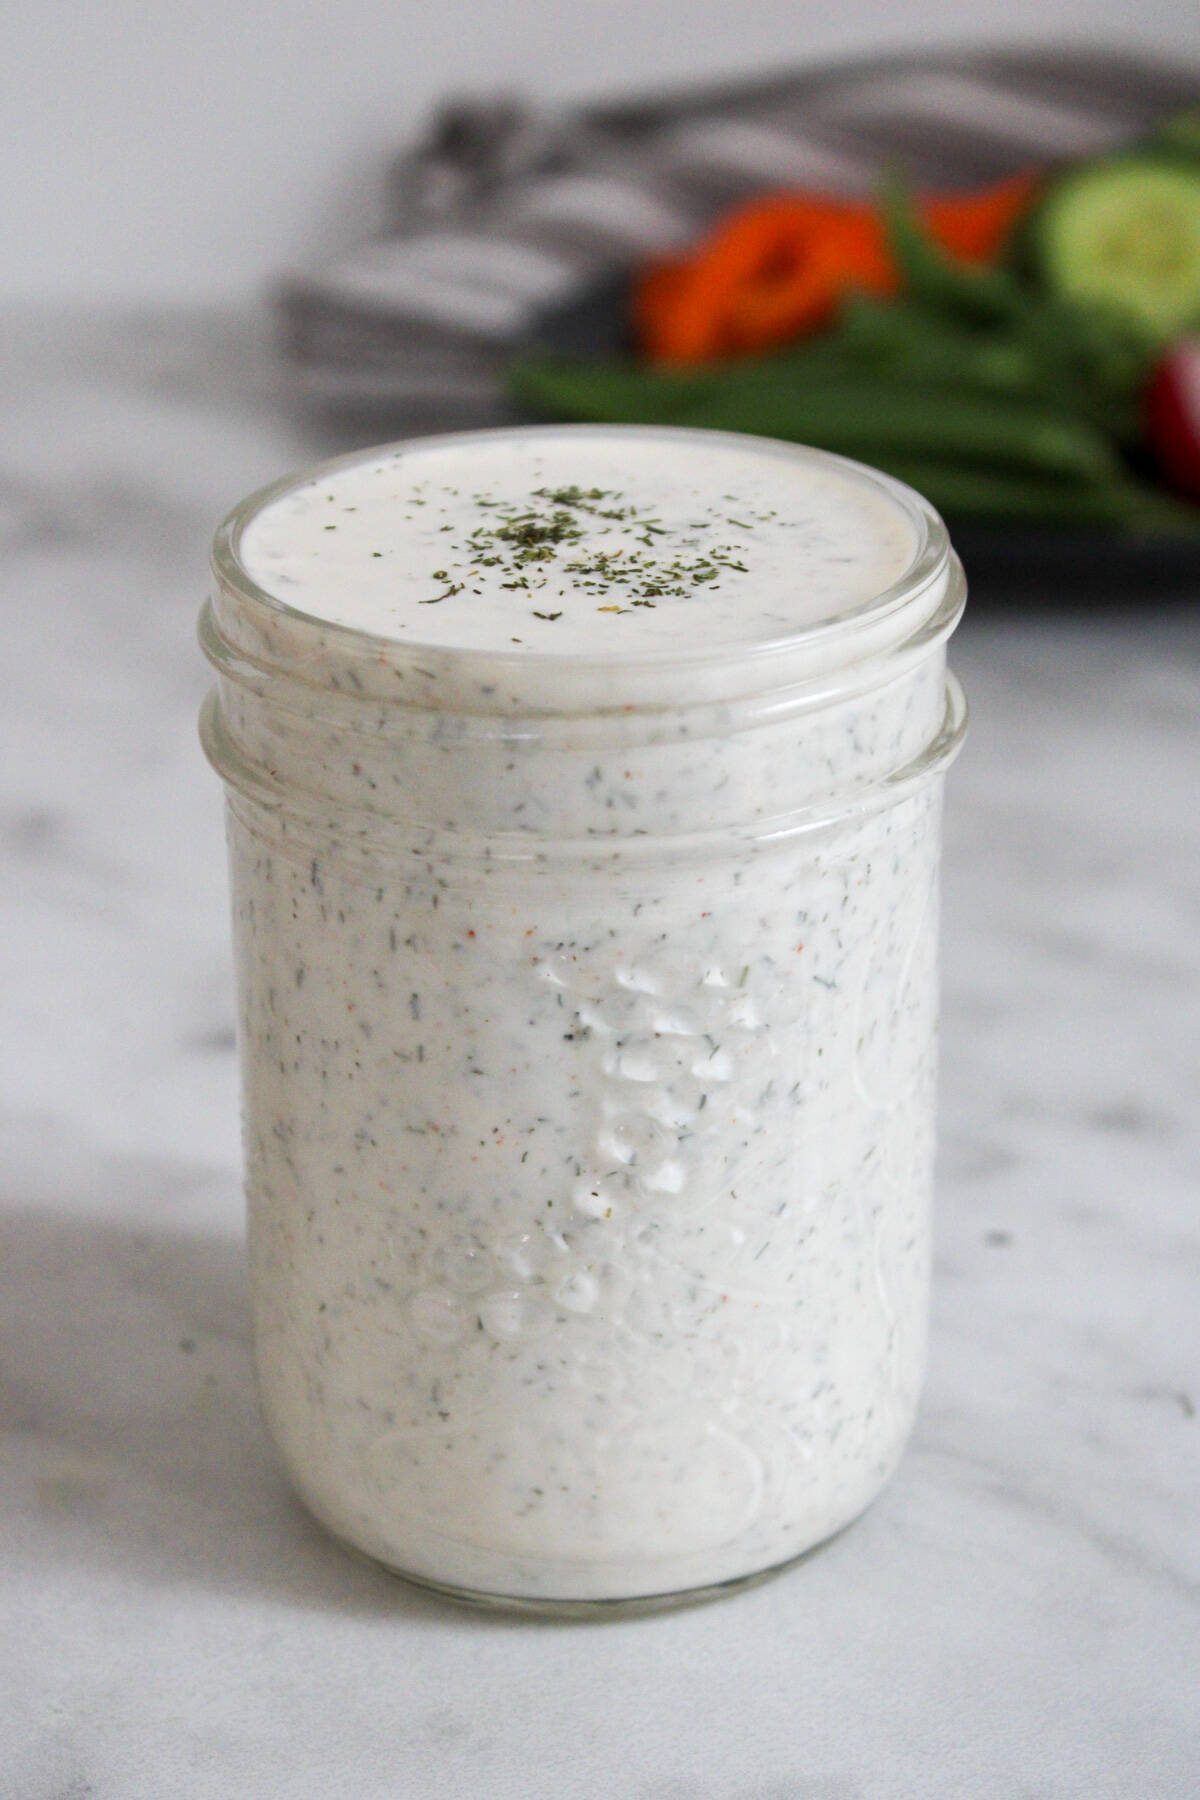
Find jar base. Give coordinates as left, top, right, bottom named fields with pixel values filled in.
left=329, top=1518, right=860, bottom=1620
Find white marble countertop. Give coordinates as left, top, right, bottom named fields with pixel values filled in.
left=2, top=307, right=1197, bottom=1800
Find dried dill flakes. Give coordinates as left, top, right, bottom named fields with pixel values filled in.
left=533, top=484, right=627, bottom=522
left=418, top=480, right=756, bottom=615
left=495, top=509, right=584, bottom=559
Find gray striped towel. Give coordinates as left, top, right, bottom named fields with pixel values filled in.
left=276, top=46, right=1200, bottom=422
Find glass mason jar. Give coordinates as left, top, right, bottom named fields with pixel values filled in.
left=199, top=427, right=966, bottom=1615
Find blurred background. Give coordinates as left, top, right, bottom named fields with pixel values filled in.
left=4, top=8, right=1199, bottom=1799
left=9, top=1, right=1200, bottom=578
left=6, top=0, right=1196, bottom=302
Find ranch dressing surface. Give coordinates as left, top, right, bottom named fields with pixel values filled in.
left=212, top=429, right=960, bottom=1605
left=238, top=432, right=918, bottom=653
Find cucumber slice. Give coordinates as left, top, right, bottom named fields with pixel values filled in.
left=1035, top=157, right=1200, bottom=340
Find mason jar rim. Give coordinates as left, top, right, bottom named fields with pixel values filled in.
left=208, top=425, right=958, bottom=714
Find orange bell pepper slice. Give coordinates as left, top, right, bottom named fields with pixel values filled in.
left=634, top=172, right=1041, bottom=364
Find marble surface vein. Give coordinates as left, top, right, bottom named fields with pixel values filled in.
left=1, top=307, right=1197, bottom=1800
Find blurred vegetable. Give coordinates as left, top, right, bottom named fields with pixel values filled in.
left=1032, top=156, right=1200, bottom=340
left=633, top=196, right=881, bottom=361
left=511, top=159, right=1200, bottom=531
left=511, top=354, right=1117, bottom=477
left=923, top=175, right=1043, bottom=261
left=1146, top=338, right=1200, bottom=496
left=509, top=347, right=1196, bottom=530
left=1148, top=106, right=1200, bottom=165
left=881, top=188, right=1157, bottom=439
left=634, top=174, right=1038, bottom=363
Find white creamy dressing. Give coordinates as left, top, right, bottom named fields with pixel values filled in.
left=238, top=432, right=917, bottom=652
left=218, top=428, right=958, bottom=1605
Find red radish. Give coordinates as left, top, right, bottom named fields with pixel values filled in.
left=1146, top=339, right=1200, bottom=498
